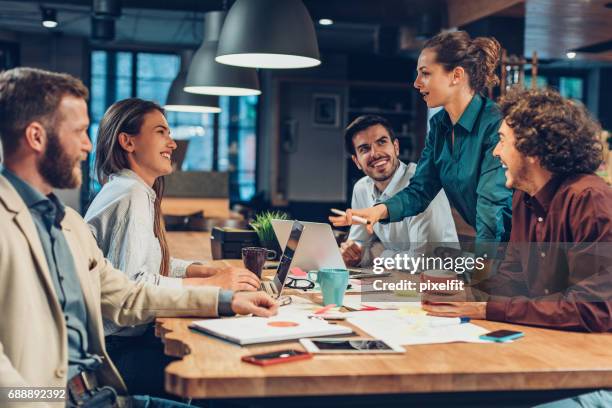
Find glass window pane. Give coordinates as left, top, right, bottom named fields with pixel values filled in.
left=237, top=128, right=256, bottom=201
left=137, top=53, right=179, bottom=80
left=239, top=95, right=258, bottom=128
left=217, top=95, right=257, bottom=201
left=219, top=96, right=230, bottom=129
left=182, top=132, right=214, bottom=171
left=116, top=52, right=132, bottom=77
left=136, top=53, right=179, bottom=105
left=560, top=77, right=583, bottom=100
left=91, top=50, right=107, bottom=76
left=218, top=127, right=229, bottom=171
left=116, top=78, right=132, bottom=101
left=524, top=75, right=548, bottom=89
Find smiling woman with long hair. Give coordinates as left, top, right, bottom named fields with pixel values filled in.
left=331, top=31, right=512, bottom=243
left=84, top=98, right=260, bottom=396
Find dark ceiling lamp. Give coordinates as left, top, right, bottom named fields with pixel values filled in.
left=41, top=8, right=58, bottom=28
left=91, top=0, right=120, bottom=41
left=184, top=11, right=260, bottom=96
left=93, top=0, right=121, bottom=18
left=215, top=0, right=321, bottom=69
left=91, top=16, right=115, bottom=41
left=166, top=50, right=221, bottom=113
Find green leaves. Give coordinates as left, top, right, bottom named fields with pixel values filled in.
left=250, top=211, right=289, bottom=243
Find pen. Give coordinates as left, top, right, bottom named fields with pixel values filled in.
left=428, top=317, right=470, bottom=327
left=330, top=208, right=370, bottom=225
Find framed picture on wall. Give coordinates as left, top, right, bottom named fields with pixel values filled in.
left=312, top=94, right=340, bottom=128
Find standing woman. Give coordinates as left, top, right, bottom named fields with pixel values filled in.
left=331, top=31, right=512, bottom=242
left=85, top=98, right=259, bottom=396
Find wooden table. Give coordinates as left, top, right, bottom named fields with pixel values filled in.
left=161, top=232, right=612, bottom=405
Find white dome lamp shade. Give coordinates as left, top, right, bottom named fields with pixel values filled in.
left=184, top=11, right=260, bottom=97
left=165, top=50, right=221, bottom=113
left=215, top=0, right=321, bottom=69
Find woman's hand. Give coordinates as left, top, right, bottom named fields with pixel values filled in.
left=183, top=266, right=260, bottom=291
left=185, top=263, right=217, bottom=278
left=328, top=204, right=389, bottom=234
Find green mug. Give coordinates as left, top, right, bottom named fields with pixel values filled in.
left=308, top=268, right=349, bottom=306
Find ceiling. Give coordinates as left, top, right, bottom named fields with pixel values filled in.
left=0, top=0, right=611, bottom=61
left=0, top=0, right=447, bottom=56
left=525, top=0, right=612, bottom=60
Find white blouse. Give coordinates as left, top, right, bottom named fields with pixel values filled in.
left=85, top=169, right=193, bottom=335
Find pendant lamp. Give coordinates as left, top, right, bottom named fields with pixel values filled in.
left=184, top=11, right=260, bottom=96
left=165, top=50, right=221, bottom=113
left=215, top=0, right=321, bottom=69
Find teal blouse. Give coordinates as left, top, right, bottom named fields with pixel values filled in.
left=383, top=94, right=512, bottom=242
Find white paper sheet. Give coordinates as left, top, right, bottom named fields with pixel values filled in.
left=347, top=310, right=489, bottom=346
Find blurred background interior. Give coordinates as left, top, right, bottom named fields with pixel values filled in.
left=0, top=0, right=611, bottom=243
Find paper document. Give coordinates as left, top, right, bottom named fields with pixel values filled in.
left=191, top=315, right=352, bottom=345
left=190, top=296, right=352, bottom=345
left=348, top=310, right=489, bottom=346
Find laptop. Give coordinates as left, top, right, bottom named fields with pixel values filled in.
left=260, top=220, right=304, bottom=298
left=271, top=220, right=389, bottom=278
left=271, top=220, right=343, bottom=272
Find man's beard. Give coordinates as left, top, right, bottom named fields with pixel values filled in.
left=368, top=156, right=399, bottom=182
left=508, top=157, right=531, bottom=193
left=37, top=128, right=82, bottom=189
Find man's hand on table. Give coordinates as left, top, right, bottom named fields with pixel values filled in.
left=183, top=266, right=260, bottom=291
left=422, top=298, right=487, bottom=319
left=231, top=291, right=279, bottom=317
left=340, top=240, right=362, bottom=266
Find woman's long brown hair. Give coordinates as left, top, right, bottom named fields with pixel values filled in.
left=94, top=98, right=170, bottom=276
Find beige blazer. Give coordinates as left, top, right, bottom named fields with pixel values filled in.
left=0, top=174, right=220, bottom=406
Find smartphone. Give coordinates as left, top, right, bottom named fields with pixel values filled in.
left=300, top=338, right=405, bottom=354
left=479, top=330, right=524, bottom=342
left=241, top=349, right=312, bottom=366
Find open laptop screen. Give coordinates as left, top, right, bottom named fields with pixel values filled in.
left=272, top=220, right=304, bottom=293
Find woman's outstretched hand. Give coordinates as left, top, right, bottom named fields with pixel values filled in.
left=328, top=204, right=389, bottom=234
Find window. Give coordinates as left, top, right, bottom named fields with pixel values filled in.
left=559, top=77, right=583, bottom=101
left=524, top=73, right=586, bottom=103
left=86, top=49, right=257, bottom=207
left=524, top=75, right=548, bottom=89
left=219, top=95, right=259, bottom=201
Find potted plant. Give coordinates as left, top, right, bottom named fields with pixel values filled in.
left=250, top=211, right=288, bottom=260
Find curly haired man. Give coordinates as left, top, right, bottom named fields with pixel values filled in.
left=423, top=88, right=611, bottom=334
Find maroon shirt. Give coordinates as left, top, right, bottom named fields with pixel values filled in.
left=482, top=174, right=612, bottom=332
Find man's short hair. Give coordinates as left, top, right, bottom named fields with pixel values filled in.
left=344, top=115, right=396, bottom=155
left=0, top=67, right=89, bottom=156
left=498, top=87, right=603, bottom=176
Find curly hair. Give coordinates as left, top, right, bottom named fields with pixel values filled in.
left=498, top=88, right=603, bottom=176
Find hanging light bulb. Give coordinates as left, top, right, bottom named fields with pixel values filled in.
left=41, top=8, right=58, bottom=28
left=215, top=0, right=320, bottom=69
left=184, top=11, right=260, bottom=96
left=166, top=50, right=221, bottom=113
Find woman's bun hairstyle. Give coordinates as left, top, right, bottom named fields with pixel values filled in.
left=423, top=31, right=501, bottom=93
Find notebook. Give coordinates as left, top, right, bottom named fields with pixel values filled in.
left=190, top=315, right=352, bottom=345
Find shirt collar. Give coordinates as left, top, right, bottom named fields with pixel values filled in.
left=111, top=168, right=157, bottom=200
left=0, top=165, right=66, bottom=225
left=524, top=175, right=565, bottom=216
left=1, top=165, right=49, bottom=208
left=441, top=93, right=484, bottom=133
left=368, top=161, right=407, bottom=202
